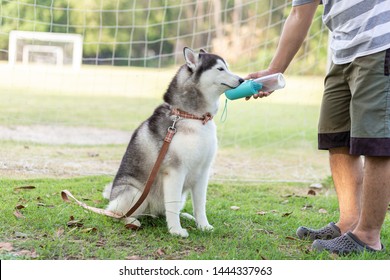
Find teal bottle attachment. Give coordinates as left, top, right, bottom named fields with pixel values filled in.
left=225, top=80, right=262, bottom=100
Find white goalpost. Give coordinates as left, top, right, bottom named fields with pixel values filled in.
left=8, top=30, right=83, bottom=69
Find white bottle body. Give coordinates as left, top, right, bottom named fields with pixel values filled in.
left=253, top=73, right=285, bottom=92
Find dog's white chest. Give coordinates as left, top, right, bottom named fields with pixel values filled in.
left=170, top=120, right=217, bottom=167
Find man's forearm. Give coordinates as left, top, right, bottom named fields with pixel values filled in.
left=268, top=1, right=320, bottom=73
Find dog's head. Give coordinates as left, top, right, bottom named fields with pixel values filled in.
left=183, top=47, right=244, bottom=95
left=163, top=48, right=244, bottom=115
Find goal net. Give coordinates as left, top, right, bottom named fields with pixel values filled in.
left=0, top=0, right=329, bottom=182
left=0, top=0, right=327, bottom=73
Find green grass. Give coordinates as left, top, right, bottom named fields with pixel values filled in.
left=0, top=89, right=161, bottom=131
left=1, top=72, right=385, bottom=260
left=0, top=176, right=388, bottom=260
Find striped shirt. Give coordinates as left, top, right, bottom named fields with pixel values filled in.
left=292, top=0, right=390, bottom=64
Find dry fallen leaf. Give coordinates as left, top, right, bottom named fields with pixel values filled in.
left=14, top=186, right=36, bottom=191
left=285, top=236, right=299, bottom=241
left=307, top=189, right=317, bottom=196
left=282, top=211, right=293, bottom=217
left=0, top=242, right=13, bottom=252
left=256, top=211, right=268, bottom=215
left=56, top=228, right=65, bottom=237
left=67, top=220, right=83, bottom=227
left=37, top=203, right=54, bottom=208
left=80, top=227, right=97, bottom=233
left=13, top=210, right=25, bottom=219
left=230, top=206, right=240, bottom=211
left=318, top=208, right=328, bottom=214
left=301, top=205, right=313, bottom=211
left=67, top=216, right=84, bottom=227
left=126, top=255, right=142, bottom=260
left=256, top=229, right=274, bottom=235
left=13, top=249, right=38, bottom=259
left=156, top=248, right=166, bottom=256
left=96, top=239, right=106, bottom=247
left=67, top=227, right=78, bottom=234
left=18, top=197, right=28, bottom=203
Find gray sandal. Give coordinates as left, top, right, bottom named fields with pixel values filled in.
left=312, top=232, right=384, bottom=255
left=296, top=222, right=341, bottom=240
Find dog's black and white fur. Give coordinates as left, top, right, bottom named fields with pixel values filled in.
left=103, top=48, right=243, bottom=237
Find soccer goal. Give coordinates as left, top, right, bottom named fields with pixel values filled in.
left=8, top=31, right=83, bottom=69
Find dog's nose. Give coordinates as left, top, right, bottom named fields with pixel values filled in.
left=239, top=78, right=244, bottom=84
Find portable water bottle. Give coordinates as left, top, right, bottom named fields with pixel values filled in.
left=225, top=73, right=285, bottom=100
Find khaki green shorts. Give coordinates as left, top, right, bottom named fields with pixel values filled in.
left=318, top=48, right=390, bottom=156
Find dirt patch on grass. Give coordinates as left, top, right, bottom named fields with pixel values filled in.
left=0, top=125, right=131, bottom=145
left=0, top=125, right=329, bottom=182
left=0, top=125, right=128, bottom=178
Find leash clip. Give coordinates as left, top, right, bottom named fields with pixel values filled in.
left=168, top=115, right=180, bottom=132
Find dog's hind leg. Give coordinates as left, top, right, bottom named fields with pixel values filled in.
left=106, top=185, right=147, bottom=228
left=102, top=182, right=113, bottom=200
left=163, top=169, right=188, bottom=237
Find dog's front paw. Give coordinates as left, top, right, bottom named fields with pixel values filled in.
left=197, top=223, right=214, bottom=232
left=123, top=217, right=141, bottom=229
left=169, top=227, right=189, bottom=238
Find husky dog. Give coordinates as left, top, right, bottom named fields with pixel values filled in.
left=103, top=47, right=243, bottom=237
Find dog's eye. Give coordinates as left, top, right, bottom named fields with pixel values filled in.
left=217, top=67, right=224, bottom=71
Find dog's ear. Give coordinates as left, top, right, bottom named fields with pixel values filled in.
left=183, top=47, right=198, bottom=70
left=199, top=48, right=208, bottom=54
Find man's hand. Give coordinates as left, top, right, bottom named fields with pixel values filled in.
left=244, top=69, right=277, bottom=100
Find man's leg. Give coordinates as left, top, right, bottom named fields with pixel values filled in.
left=352, top=156, right=390, bottom=250
left=296, top=146, right=363, bottom=240
left=296, top=61, right=354, bottom=240
left=346, top=49, right=390, bottom=250
left=329, top=147, right=363, bottom=233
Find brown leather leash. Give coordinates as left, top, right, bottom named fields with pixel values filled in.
left=61, top=108, right=213, bottom=227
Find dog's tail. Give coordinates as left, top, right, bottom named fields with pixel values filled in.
left=61, top=189, right=122, bottom=219
left=102, top=182, right=113, bottom=200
